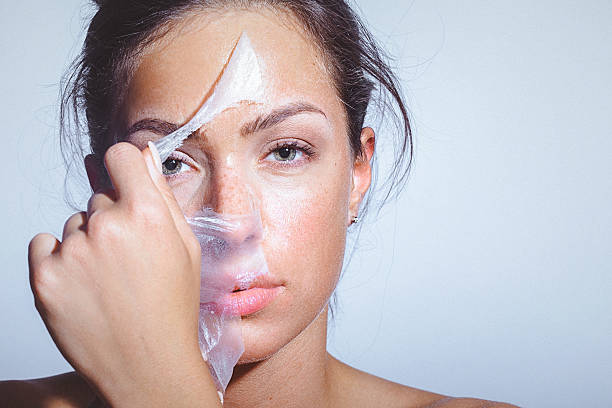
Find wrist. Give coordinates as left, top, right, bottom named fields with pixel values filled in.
left=101, top=352, right=221, bottom=408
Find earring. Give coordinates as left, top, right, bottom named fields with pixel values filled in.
left=351, top=215, right=359, bottom=225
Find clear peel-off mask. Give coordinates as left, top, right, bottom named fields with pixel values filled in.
left=153, top=33, right=264, bottom=162
left=150, top=32, right=269, bottom=395
left=188, top=207, right=269, bottom=393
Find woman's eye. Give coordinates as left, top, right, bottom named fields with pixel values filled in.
left=265, top=142, right=314, bottom=165
left=273, top=147, right=298, bottom=162
left=162, top=158, right=190, bottom=176
left=159, top=150, right=198, bottom=177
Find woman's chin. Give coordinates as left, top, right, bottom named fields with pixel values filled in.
left=235, top=303, right=329, bottom=366
left=236, top=318, right=289, bottom=364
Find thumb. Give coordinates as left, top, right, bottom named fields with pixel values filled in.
left=143, top=142, right=195, bottom=240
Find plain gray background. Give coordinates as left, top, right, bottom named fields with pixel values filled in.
left=1, top=1, right=610, bottom=407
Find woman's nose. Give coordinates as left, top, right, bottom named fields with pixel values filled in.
left=207, top=169, right=261, bottom=246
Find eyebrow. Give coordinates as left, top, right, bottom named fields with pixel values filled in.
left=240, top=102, right=327, bottom=136
left=125, top=118, right=179, bottom=138
left=125, top=102, right=326, bottom=139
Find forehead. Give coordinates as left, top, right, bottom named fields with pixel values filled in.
left=123, top=8, right=342, bottom=128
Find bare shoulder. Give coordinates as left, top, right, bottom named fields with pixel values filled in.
left=326, top=355, right=519, bottom=408
left=0, top=371, right=97, bottom=408
left=423, top=397, right=519, bottom=408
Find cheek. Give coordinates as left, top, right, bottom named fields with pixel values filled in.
left=260, top=170, right=351, bottom=294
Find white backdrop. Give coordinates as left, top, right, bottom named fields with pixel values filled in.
left=1, top=1, right=610, bottom=407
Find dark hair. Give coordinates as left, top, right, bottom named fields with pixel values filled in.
left=61, top=0, right=413, bottom=216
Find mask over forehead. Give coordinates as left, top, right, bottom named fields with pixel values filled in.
left=152, top=33, right=269, bottom=396
left=153, top=32, right=264, bottom=162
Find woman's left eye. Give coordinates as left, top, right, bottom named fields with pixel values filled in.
left=264, top=142, right=313, bottom=165
left=272, top=147, right=299, bottom=162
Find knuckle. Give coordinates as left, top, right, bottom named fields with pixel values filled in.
left=86, top=193, right=100, bottom=211
left=126, top=197, right=164, bottom=221
left=85, top=211, right=104, bottom=235
left=87, top=194, right=105, bottom=217
left=63, top=212, right=85, bottom=231
left=28, top=232, right=47, bottom=254
left=28, top=233, right=59, bottom=268
left=87, top=189, right=115, bottom=211
left=59, top=235, right=87, bottom=262
left=87, top=210, right=122, bottom=240
left=65, top=212, right=80, bottom=224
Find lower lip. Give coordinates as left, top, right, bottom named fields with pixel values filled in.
left=202, top=287, right=282, bottom=316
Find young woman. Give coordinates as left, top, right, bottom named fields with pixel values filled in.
left=2, top=1, right=517, bottom=406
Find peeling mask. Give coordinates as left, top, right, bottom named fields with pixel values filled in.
left=148, top=32, right=269, bottom=397
left=189, top=205, right=269, bottom=395
left=153, top=32, right=265, bottom=162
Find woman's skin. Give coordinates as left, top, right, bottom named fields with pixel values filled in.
left=1, top=8, right=517, bottom=408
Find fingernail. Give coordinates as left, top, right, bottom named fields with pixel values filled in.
left=147, top=141, right=163, bottom=174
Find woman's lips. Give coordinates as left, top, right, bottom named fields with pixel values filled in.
left=201, top=285, right=282, bottom=316
left=225, top=286, right=282, bottom=316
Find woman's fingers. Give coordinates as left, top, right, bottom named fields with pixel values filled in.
left=103, top=142, right=157, bottom=202
left=28, top=233, right=60, bottom=315
left=142, top=144, right=183, bottom=221
left=101, top=142, right=198, bottom=256
left=143, top=143, right=199, bottom=250
left=62, top=212, right=88, bottom=241
left=28, top=233, right=60, bottom=274
left=86, top=189, right=116, bottom=219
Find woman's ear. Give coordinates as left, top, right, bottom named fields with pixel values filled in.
left=348, top=127, right=375, bottom=225
left=84, top=154, right=107, bottom=193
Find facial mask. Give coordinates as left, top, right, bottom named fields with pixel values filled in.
left=153, top=32, right=264, bottom=162
left=188, top=208, right=268, bottom=394
left=151, top=32, right=268, bottom=396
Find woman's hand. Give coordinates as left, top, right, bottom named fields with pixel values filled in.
left=28, top=143, right=220, bottom=407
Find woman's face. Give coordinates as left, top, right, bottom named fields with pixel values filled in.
left=120, top=8, right=370, bottom=362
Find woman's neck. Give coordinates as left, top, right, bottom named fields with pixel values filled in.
left=223, top=307, right=332, bottom=408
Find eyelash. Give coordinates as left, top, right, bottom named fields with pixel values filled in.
left=264, top=140, right=316, bottom=165
left=160, top=139, right=316, bottom=178
left=162, top=150, right=198, bottom=179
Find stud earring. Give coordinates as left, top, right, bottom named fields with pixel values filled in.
left=351, top=215, right=359, bottom=225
